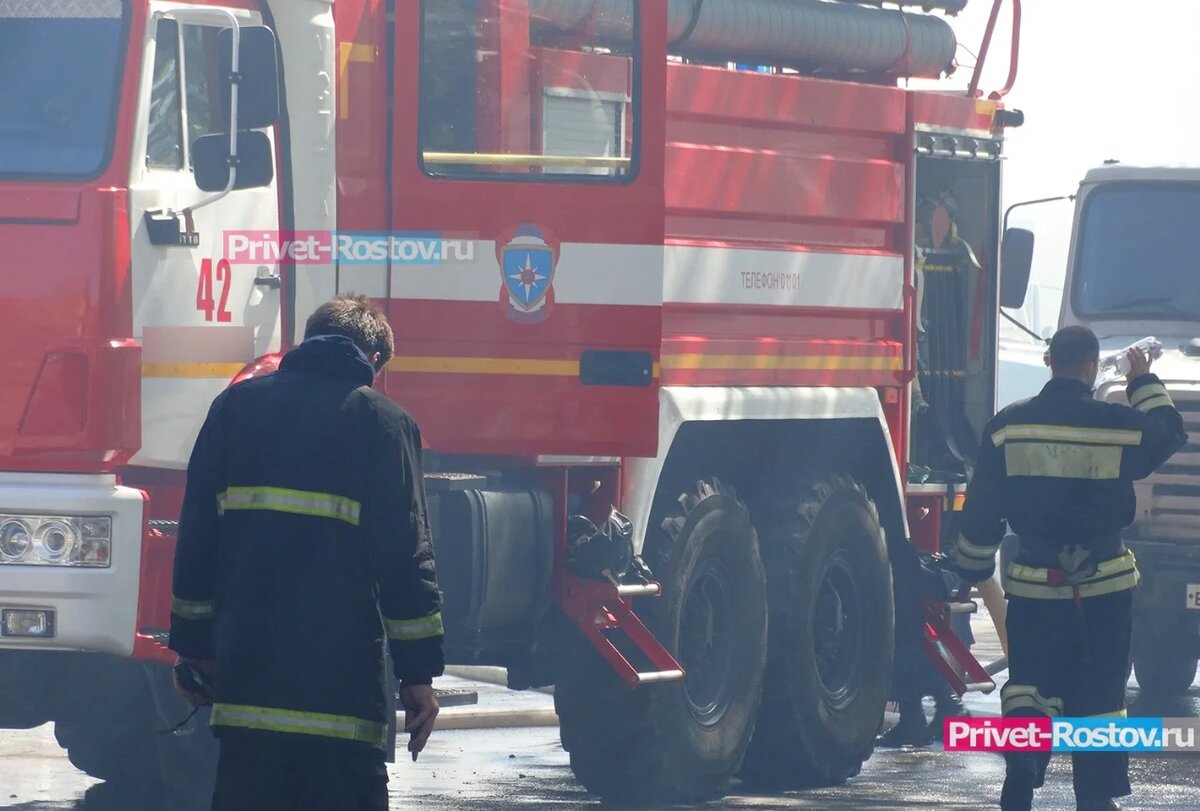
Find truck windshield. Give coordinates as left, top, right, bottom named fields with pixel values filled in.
left=0, top=1, right=128, bottom=180
left=1073, top=183, right=1200, bottom=321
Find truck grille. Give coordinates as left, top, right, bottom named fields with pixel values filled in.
left=1133, top=392, right=1200, bottom=538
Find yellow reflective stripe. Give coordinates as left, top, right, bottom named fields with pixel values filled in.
left=956, top=534, right=998, bottom=560
left=1001, top=684, right=1064, bottom=717
left=385, top=611, right=444, bottom=641
left=143, top=362, right=247, bottom=379
left=1005, top=696, right=1056, bottom=716
left=210, top=703, right=386, bottom=747
left=1075, top=571, right=1137, bottom=602
left=1089, top=708, right=1128, bottom=718
left=1136, top=395, right=1175, bottom=413
left=1004, top=442, right=1123, bottom=480
left=217, top=487, right=361, bottom=526
left=992, top=424, right=1143, bottom=447
left=956, top=549, right=995, bottom=572
left=956, top=535, right=998, bottom=572
left=1007, top=550, right=1137, bottom=584
left=1005, top=556, right=1140, bottom=599
left=1130, top=383, right=1170, bottom=408
left=171, top=596, right=214, bottom=620
left=1076, top=569, right=1140, bottom=598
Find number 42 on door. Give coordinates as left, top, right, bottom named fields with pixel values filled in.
left=197, top=258, right=232, bottom=323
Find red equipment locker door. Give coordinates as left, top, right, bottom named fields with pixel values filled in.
left=385, top=1, right=666, bottom=459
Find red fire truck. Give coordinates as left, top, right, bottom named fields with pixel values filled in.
left=0, top=0, right=1027, bottom=806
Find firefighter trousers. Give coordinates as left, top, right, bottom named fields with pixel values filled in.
left=210, top=729, right=388, bottom=811
left=1000, top=589, right=1133, bottom=810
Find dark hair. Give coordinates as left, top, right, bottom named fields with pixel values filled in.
left=304, top=294, right=394, bottom=370
left=1048, top=325, right=1100, bottom=376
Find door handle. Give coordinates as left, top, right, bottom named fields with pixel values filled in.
left=254, top=274, right=282, bottom=289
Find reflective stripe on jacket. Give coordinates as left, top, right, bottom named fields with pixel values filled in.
left=1004, top=549, right=1140, bottom=600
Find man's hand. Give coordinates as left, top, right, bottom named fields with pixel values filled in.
left=172, top=657, right=217, bottom=708
left=1125, top=346, right=1153, bottom=383
left=399, top=683, right=439, bottom=761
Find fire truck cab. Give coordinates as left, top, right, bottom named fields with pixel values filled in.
left=0, top=0, right=1025, bottom=806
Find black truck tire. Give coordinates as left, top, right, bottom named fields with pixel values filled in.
left=54, top=658, right=216, bottom=811
left=54, top=669, right=159, bottom=784
left=0, top=651, right=54, bottom=729
left=1134, top=642, right=1198, bottom=699
left=740, top=475, right=894, bottom=789
left=555, top=479, right=768, bottom=803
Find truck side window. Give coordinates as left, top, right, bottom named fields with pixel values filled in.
left=144, top=19, right=229, bottom=174
left=182, top=24, right=228, bottom=166
left=146, top=18, right=183, bottom=170
left=419, top=0, right=638, bottom=181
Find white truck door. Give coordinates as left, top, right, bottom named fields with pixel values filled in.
left=128, top=7, right=282, bottom=469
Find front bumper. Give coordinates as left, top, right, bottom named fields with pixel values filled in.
left=0, top=472, right=144, bottom=656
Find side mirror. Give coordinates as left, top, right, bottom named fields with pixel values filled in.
left=218, top=25, right=280, bottom=131
left=1000, top=227, right=1035, bottom=309
left=193, top=131, right=274, bottom=192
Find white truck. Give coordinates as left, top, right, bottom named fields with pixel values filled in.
left=1004, top=163, right=1200, bottom=696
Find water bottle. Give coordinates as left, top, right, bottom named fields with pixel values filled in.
left=1096, top=337, right=1163, bottom=385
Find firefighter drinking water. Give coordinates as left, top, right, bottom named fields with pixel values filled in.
left=955, top=326, right=1187, bottom=811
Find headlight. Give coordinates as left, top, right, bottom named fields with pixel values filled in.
left=0, top=520, right=31, bottom=561
left=34, top=520, right=74, bottom=562
left=0, top=515, right=110, bottom=568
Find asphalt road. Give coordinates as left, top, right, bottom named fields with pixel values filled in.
left=1, top=612, right=1197, bottom=810
left=3, top=717, right=1199, bottom=811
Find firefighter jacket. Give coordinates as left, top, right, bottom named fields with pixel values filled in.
left=169, top=335, right=444, bottom=749
left=956, top=374, right=1187, bottom=599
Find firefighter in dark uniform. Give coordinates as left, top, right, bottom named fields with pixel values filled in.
left=878, top=191, right=979, bottom=748
left=169, top=295, right=445, bottom=811
left=955, top=326, right=1187, bottom=811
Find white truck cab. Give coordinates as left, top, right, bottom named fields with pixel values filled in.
left=1056, top=163, right=1200, bottom=695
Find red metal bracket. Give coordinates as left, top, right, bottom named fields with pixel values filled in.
left=922, top=597, right=996, bottom=696
left=967, top=0, right=1023, bottom=100
left=560, top=577, right=685, bottom=688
